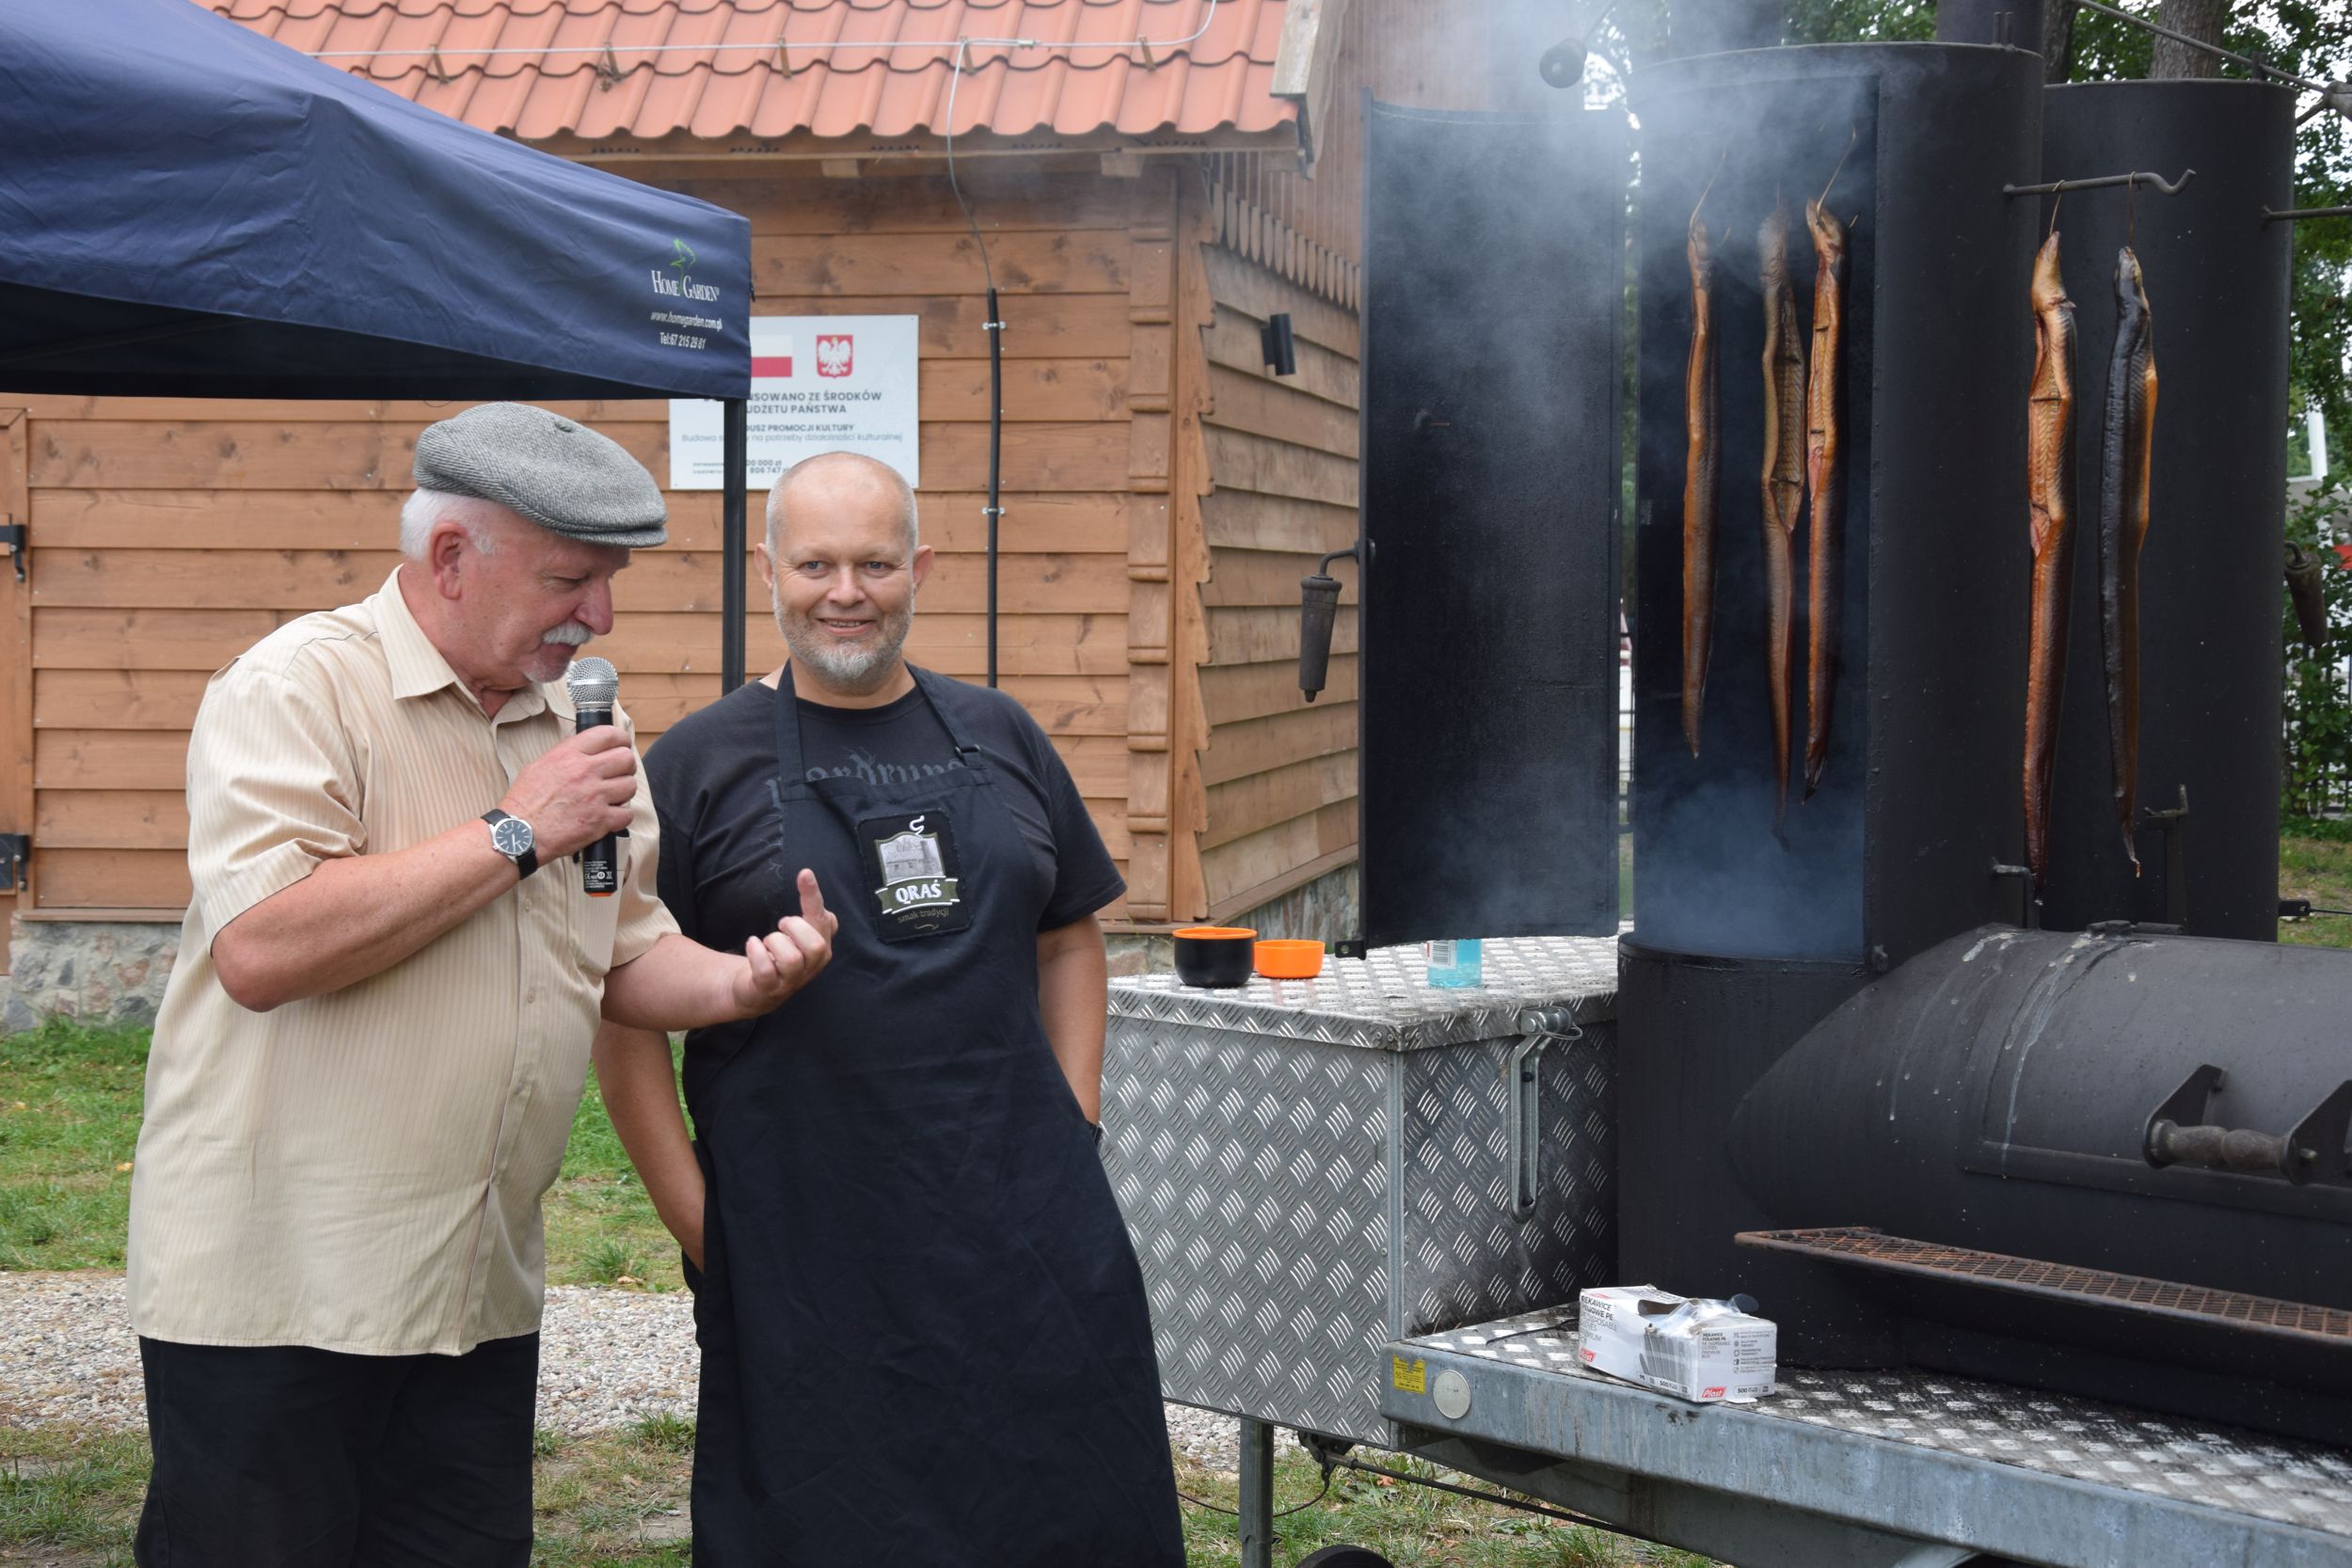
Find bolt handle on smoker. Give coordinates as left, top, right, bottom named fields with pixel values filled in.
left=2143, top=1063, right=2352, bottom=1186
left=1298, top=545, right=1362, bottom=703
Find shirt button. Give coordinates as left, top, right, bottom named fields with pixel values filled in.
left=524, top=989, right=538, bottom=1005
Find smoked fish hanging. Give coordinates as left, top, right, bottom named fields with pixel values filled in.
left=2097, top=246, right=2157, bottom=873
left=1683, top=168, right=1724, bottom=758
left=2024, top=230, right=2079, bottom=890
left=1802, top=193, right=1849, bottom=800
left=1759, top=198, right=1807, bottom=831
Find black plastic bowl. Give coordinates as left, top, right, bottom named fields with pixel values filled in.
left=1173, top=926, right=1257, bottom=989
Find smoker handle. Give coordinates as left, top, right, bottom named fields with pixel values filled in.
left=2143, top=1069, right=2352, bottom=1186
left=1506, top=1008, right=1582, bottom=1222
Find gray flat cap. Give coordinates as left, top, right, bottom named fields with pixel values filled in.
left=412, top=403, right=667, bottom=548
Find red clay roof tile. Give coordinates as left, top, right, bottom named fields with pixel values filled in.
left=203, top=0, right=1298, bottom=148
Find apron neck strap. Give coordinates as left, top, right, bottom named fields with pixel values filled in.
left=772, top=662, right=982, bottom=784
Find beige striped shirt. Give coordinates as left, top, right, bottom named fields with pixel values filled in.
left=128, top=571, right=675, bottom=1355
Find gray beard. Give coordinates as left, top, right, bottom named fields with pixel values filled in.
left=777, top=597, right=911, bottom=697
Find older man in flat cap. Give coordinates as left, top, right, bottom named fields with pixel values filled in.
left=125, top=404, right=834, bottom=1568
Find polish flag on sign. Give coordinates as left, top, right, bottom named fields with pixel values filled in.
left=751, top=336, right=792, bottom=378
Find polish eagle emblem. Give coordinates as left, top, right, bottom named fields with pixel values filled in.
left=816, top=334, right=854, bottom=378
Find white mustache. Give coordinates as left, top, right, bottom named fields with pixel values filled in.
left=542, top=624, right=594, bottom=648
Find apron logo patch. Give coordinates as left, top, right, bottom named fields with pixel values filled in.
left=859, top=811, right=972, bottom=941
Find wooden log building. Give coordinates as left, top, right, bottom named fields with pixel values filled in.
left=0, top=0, right=1555, bottom=1002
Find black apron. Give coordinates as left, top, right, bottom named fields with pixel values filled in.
left=683, top=666, right=1183, bottom=1567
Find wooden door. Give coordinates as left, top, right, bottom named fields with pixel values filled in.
left=0, top=411, right=28, bottom=966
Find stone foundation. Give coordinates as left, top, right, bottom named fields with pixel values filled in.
left=5, top=862, right=1366, bottom=1024
left=4, top=916, right=183, bottom=1032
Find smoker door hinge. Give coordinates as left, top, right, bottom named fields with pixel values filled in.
left=0, top=833, right=25, bottom=892
left=1, top=519, right=22, bottom=583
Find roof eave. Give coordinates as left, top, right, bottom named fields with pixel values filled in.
left=1270, top=0, right=1352, bottom=170
left=542, top=125, right=1309, bottom=170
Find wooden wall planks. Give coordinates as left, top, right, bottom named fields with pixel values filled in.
left=10, top=167, right=1155, bottom=915
left=1192, top=241, right=1364, bottom=916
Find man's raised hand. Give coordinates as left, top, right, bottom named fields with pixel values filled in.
left=733, top=869, right=836, bottom=1013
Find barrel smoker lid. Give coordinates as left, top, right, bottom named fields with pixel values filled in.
left=1109, top=934, right=1620, bottom=1052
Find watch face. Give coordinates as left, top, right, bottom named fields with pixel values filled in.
left=490, top=816, right=533, bottom=857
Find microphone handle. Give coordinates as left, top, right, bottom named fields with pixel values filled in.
left=577, top=703, right=620, bottom=897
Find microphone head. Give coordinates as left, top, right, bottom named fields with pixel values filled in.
left=565, top=656, right=620, bottom=708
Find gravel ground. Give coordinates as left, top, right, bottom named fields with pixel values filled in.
left=0, top=1272, right=1251, bottom=1468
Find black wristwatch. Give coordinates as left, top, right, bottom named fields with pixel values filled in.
left=481, top=809, right=539, bottom=879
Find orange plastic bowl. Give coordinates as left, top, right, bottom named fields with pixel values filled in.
left=1173, top=926, right=1257, bottom=988
left=1253, top=940, right=1326, bottom=980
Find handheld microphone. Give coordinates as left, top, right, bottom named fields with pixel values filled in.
left=565, top=657, right=622, bottom=897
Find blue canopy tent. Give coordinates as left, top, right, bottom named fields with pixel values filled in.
left=0, top=0, right=756, bottom=683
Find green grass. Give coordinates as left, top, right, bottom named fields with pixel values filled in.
left=2279, top=832, right=2352, bottom=949
left=0, top=1018, right=149, bottom=1272
left=545, top=1043, right=690, bottom=1295
left=0, top=1421, right=699, bottom=1568
left=3, top=1421, right=1708, bottom=1568
left=1173, top=1450, right=1711, bottom=1567
left=0, top=1013, right=691, bottom=1291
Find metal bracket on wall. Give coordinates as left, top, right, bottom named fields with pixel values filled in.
left=0, top=833, right=26, bottom=892
left=2142, top=784, right=2190, bottom=927
left=1, top=519, right=22, bottom=583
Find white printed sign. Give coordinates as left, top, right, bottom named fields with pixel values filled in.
left=669, top=315, right=920, bottom=489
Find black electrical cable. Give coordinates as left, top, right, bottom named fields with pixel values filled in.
left=1314, top=1453, right=1651, bottom=1541
left=1173, top=1473, right=1336, bottom=1518
left=943, top=41, right=1006, bottom=689
left=985, top=284, right=1003, bottom=689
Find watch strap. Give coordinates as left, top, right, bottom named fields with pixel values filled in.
left=481, top=809, right=539, bottom=879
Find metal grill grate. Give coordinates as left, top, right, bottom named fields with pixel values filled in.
left=1737, top=1227, right=2352, bottom=1345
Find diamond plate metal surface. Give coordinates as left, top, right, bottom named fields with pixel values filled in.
left=1106, top=939, right=1619, bottom=1445
left=1409, top=1310, right=2352, bottom=1535
left=1109, top=936, right=1622, bottom=1051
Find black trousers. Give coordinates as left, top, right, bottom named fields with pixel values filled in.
left=135, top=1333, right=538, bottom=1568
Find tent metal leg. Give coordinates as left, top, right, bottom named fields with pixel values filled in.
left=1237, top=1418, right=1275, bottom=1568
left=721, top=397, right=748, bottom=689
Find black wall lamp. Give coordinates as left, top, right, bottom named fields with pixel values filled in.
left=1260, top=311, right=1297, bottom=376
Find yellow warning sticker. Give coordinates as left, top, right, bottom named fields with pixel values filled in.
left=1391, top=1355, right=1427, bottom=1395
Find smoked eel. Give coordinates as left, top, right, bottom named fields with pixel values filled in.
left=2097, top=246, right=2157, bottom=873
left=1802, top=195, right=1849, bottom=799
left=1682, top=169, right=1723, bottom=758
left=2024, top=230, right=2079, bottom=889
left=1759, top=199, right=1807, bottom=829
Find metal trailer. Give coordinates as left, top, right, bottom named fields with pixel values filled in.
left=1104, top=939, right=2352, bottom=1568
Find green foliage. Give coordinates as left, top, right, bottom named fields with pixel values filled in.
left=2281, top=476, right=2352, bottom=818
left=1782, top=0, right=1937, bottom=42
left=1788, top=0, right=2351, bottom=456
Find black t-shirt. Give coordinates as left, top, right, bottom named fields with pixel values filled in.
left=646, top=672, right=1124, bottom=947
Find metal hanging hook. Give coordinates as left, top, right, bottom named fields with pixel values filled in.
left=2006, top=167, right=2196, bottom=199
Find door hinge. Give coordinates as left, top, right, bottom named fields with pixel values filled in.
left=0, top=834, right=25, bottom=892
left=1, top=519, right=23, bottom=583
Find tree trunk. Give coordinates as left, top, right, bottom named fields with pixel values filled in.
left=2149, top=0, right=2231, bottom=78
left=2042, top=0, right=2077, bottom=83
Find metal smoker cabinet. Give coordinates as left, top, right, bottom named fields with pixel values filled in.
left=1103, top=937, right=1619, bottom=1446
